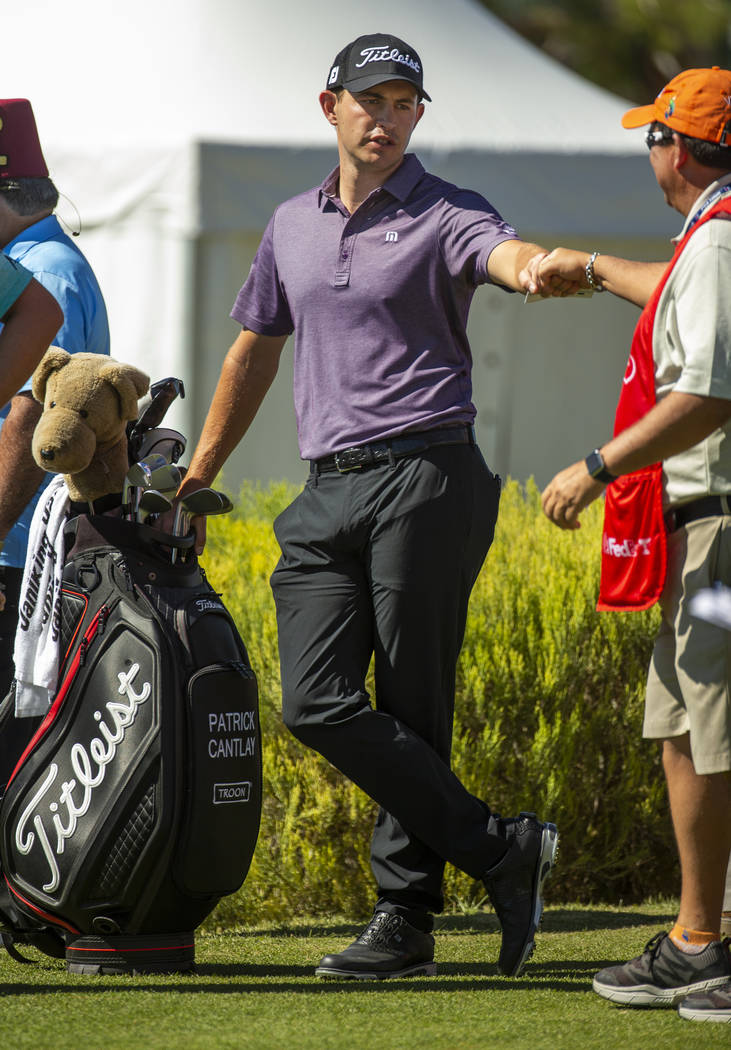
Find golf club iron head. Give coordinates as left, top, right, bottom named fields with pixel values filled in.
left=142, top=462, right=181, bottom=496
left=126, top=453, right=170, bottom=488
left=171, top=488, right=233, bottom=563
left=179, top=488, right=231, bottom=516
left=133, top=462, right=181, bottom=519
left=138, top=489, right=173, bottom=523
left=123, top=454, right=172, bottom=519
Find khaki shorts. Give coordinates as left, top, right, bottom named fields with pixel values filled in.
left=644, top=514, right=731, bottom=774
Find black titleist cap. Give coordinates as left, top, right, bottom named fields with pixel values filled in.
left=326, top=33, right=431, bottom=102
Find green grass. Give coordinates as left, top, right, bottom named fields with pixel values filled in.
left=1, top=903, right=729, bottom=1049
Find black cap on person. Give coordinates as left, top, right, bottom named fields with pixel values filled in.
left=326, top=33, right=431, bottom=102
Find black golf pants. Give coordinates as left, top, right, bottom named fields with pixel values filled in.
left=271, top=442, right=507, bottom=922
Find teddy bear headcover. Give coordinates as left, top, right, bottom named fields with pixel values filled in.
left=31, top=348, right=150, bottom=502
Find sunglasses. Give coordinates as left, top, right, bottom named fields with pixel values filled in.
left=645, top=127, right=675, bottom=149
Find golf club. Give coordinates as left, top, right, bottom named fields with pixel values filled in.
left=140, top=377, right=185, bottom=428
left=124, top=449, right=173, bottom=518
left=130, top=426, right=186, bottom=466
left=142, top=462, right=181, bottom=496
left=171, top=488, right=233, bottom=562
left=138, top=489, right=173, bottom=523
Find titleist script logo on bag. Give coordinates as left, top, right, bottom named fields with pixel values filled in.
left=355, top=45, right=421, bottom=74
left=603, top=535, right=652, bottom=558
left=13, top=662, right=152, bottom=894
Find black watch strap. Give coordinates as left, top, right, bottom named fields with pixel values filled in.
left=585, top=449, right=617, bottom=484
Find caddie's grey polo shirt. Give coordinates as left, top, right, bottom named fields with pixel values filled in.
left=231, top=153, right=517, bottom=460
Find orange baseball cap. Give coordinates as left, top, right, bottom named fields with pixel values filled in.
left=622, top=67, right=731, bottom=146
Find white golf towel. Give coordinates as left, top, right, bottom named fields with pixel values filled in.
left=13, top=474, right=70, bottom=716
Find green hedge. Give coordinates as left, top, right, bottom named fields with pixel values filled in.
left=202, top=479, right=672, bottom=927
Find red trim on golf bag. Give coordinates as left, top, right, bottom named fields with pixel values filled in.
left=7, top=607, right=106, bottom=790
left=59, top=589, right=89, bottom=674
left=68, top=939, right=195, bottom=954
left=4, top=876, right=80, bottom=935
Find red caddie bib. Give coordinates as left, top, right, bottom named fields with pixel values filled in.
left=597, top=196, right=731, bottom=612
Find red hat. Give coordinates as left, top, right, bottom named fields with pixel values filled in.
left=622, top=67, right=731, bottom=146
left=0, top=99, right=49, bottom=180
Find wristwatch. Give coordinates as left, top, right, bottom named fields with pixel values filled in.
left=585, top=449, right=617, bottom=484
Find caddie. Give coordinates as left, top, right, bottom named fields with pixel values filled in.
left=178, top=31, right=566, bottom=980
left=0, top=102, right=111, bottom=793
left=0, top=98, right=110, bottom=778
left=539, top=67, right=731, bottom=1023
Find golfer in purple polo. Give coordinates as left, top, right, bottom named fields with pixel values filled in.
left=181, top=32, right=563, bottom=980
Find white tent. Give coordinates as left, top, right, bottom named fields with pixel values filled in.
left=4, top=0, right=675, bottom=488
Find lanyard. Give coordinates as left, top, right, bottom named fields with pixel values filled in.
left=686, top=183, right=731, bottom=232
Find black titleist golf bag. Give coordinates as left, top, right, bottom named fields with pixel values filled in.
left=0, top=510, right=262, bottom=974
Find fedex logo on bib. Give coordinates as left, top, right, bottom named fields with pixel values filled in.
left=603, top=535, right=652, bottom=558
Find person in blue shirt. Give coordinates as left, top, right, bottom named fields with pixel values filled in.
left=0, top=99, right=110, bottom=727
left=0, top=255, right=62, bottom=412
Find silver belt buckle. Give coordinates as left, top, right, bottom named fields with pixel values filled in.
left=334, top=448, right=365, bottom=472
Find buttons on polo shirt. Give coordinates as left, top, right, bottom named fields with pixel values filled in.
left=335, top=233, right=355, bottom=287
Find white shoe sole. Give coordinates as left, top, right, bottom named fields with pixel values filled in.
left=315, top=961, right=437, bottom=980
left=593, top=973, right=730, bottom=1007
left=678, top=1003, right=731, bottom=1022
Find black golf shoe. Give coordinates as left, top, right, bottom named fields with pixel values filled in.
left=482, top=811, right=559, bottom=976
left=315, top=911, right=436, bottom=980
left=593, top=932, right=731, bottom=1007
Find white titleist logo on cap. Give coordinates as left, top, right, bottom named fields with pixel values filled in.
left=356, top=46, right=421, bottom=74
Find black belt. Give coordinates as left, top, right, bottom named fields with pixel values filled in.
left=311, top=425, right=475, bottom=474
left=669, top=494, right=731, bottom=531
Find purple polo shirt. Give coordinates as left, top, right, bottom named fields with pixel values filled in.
left=231, top=153, right=517, bottom=460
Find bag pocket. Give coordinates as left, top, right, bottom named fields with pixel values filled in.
left=175, top=663, right=261, bottom=897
